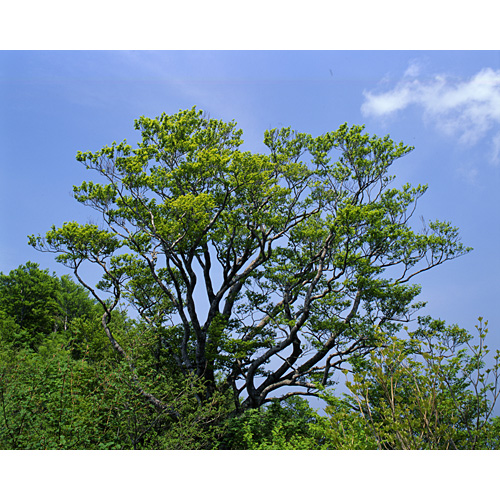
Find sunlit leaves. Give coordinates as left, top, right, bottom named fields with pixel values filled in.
left=338, top=318, right=500, bottom=449
left=30, top=222, right=121, bottom=267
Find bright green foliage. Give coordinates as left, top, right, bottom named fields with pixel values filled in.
left=0, top=262, right=106, bottom=357
left=0, top=347, right=113, bottom=449
left=0, top=316, right=231, bottom=449
left=335, top=317, right=500, bottom=449
left=309, top=396, right=380, bottom=449
left=0, top=262, right=61, bottom=350
left=0, top=261, right=231, bottom=449
left=29, top=108, right=471, bottom=414
left=0, top=348, right=229, bottom=450
left=56, top=275, right=96, bottom=330
left=219, top=396, right=323, bottom=449
left=0, top=260, right=498, bottom=448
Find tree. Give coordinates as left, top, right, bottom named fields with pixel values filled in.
left=56, top=274, right=96, bottom=332
left=29, top=107, right=471, bottom=413
left=0, top=262, right=62, bottom=350
left=331, top=318, right=500, bottom=449
left=0, top=262, right=103, bottom=354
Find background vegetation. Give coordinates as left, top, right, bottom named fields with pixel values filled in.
left=0, top=262, right=498, bottom=449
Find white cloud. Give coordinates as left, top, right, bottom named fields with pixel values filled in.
left=403, top=61, right=421, bottom=79
left=361, top=65, right=500, bottom=161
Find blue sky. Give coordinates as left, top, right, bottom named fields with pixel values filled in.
left=1, top=51, right=499, bottom=354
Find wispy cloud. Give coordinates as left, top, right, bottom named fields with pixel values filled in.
left=361, top=63, right=500, bottom=163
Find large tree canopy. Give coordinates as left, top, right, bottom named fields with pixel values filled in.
left=30, top=107, right=471, bottom=411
